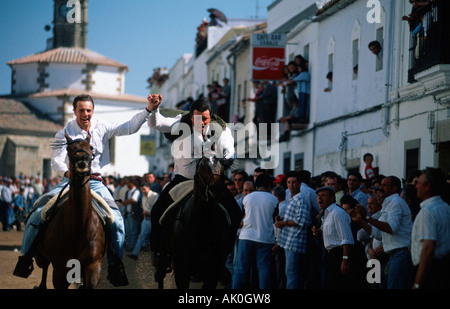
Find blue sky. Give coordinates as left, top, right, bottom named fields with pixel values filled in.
left=0, top=0, right=274, bottom=97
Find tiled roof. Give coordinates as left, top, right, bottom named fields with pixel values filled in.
left=27, top=88, right=147, bottom=103
left=0, top=98, right=63, bottom=135
left=7, top=47, right=128, bottom=70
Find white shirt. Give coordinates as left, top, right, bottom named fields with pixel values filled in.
left=239, top=191, right=278, bottom=244
left=411, top=195, right=450, bottom=266
left=142, top=190, right=159, bottom=213
left=321, top=203, right=354, bottom=250
left=147, top=108, right=235, bottom=179
left=51, top=109, right=150, bottom=177
left=371, top=193, right=412, bottom=253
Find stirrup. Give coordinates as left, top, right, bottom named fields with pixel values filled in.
left=13, top=256, right=34, bottom=278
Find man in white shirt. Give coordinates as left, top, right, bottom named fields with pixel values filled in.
left=312, top=186, right=354, bottom=289
left=14, top=94, right=154, bottom=286
left=350, top=176, right=413, bottom=289
left=128, top=182, right=159, bottom=260
left=232, top=173, right=278, bottom=289
left=146, top=95, right=242, bottom=283
left=411, top=168, right=450, bottom=289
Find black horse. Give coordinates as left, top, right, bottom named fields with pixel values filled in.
left=166, top=156, right=240, bottom=289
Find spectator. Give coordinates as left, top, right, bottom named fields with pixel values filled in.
left=278, top=99, right=302, bottom=142
left=272, top=185, right=288, bottom=289
left=368, top=40, right=382, bottom=56
left=225, top=180, right=255, bottom=288
left=363, top=153, right=376, bottom=180
left=275, top=171, right=311, bottom=289
left=233, top=170, right=248, bottom=200
left=253, top=167, right=267, bottom=183
left=122, top=177, right=142, bottom=251
left=411, top=167, right=450, bottom=289
left=326, top=172, right=345, bottom=205
left=227, top=182, right=238, bottom=197
left=347, top=171, right=368, bottom=209
left=357, top=195, right=387, bottom=289
left=232, top=173, right=278, bottom=289
left=260, top=81, right=278, bottom=139
left=324, top=72, right=333, bottom=92
left=350, top=176, right=414, bottom=289
left=0, top=178, right=14, bottom=231
left=400, top=185, right=421, bottom=221
left=292, top=62, right=310, bottom=123
left=340, top=195, right=370, bottom=289
left=127, top=182, right=159, bottom=260
left=273, top=174, right=286, bottom=189
left=285, top=62, right=299, bottom=114
left=312, top=186, right=354, bottom=289
left=145, top=173, right=162, bottom=193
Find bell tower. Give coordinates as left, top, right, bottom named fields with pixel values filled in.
left=52, top=0, right=88, bottom=48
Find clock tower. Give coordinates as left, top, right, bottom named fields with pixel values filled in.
left=52, top=0, right=88, bottom=48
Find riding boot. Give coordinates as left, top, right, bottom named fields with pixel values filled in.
left=107, top=262, right=129, bottom=287
left=107, top=255, right=129, bottom=287
left=13, top=255, right=34, bottom=278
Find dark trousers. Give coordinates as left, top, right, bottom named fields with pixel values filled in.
left=323, top=246, right=351, bottom=289
left=416, top=255, right=450, bottom=289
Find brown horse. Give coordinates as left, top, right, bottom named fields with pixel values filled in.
left=34, top=132, right=105, bottom=289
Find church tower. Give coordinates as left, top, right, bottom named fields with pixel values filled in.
left=52, top=0, right=88, bottom=48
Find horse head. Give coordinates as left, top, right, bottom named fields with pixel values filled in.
left=194, top=156, right=224, bottom=200
left=65, top=131, right=93, bottom=176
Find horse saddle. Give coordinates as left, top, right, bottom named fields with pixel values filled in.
left=159, top=180, right=194, bottom=225
left=40, top=188, right=115, bottom=226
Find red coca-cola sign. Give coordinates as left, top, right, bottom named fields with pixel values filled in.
left=251, top=46, right=285, bottom=81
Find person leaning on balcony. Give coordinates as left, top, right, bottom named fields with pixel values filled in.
left=411, top=167, right=450, bottom=289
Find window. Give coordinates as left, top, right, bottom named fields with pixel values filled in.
left=352, top=39, right=359, bottom=79
left=376, top=27, right=384, bottom=71
left=294, top=153, right=304, bottom=171
left=351, top=20, right=361, bottom=80
left=405, top=139, right=421, bottom=182
left=283, top=151, right=291, bottom=174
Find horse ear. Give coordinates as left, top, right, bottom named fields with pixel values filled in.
left=65, top=131, right=73, bottom=143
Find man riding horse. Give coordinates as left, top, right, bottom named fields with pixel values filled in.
left=14, top=94, right=155, bottom=287
left=146, top=95, right=243, bottom=284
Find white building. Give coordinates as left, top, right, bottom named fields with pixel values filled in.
left=272, top=0, right=450, bottom=181
left=150, top=0, right=450, bottom=181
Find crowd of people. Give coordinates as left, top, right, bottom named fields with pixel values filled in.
left=223, top=161, right=450, bottom=290
left=3, top=157, right=449, bottom=289
left=0, top=174, right=51, bottom=231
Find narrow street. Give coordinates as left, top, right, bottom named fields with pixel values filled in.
left=0, top=227, right=179, bottom=289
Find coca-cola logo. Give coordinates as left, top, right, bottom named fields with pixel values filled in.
left=254, top=56, right=284, bottom=71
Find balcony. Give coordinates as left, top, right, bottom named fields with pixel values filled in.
left=408, top=0, right=450, bottom=83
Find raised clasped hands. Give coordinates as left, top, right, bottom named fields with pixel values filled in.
left=147, top=94, right=163, bottom=111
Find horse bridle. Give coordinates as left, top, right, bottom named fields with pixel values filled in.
left=197, top=172, right=222, bottom=202
left=68, top=146, right=94, bottom=178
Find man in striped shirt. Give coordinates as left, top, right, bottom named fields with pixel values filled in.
left=275, top=171, right=311, bottom=289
